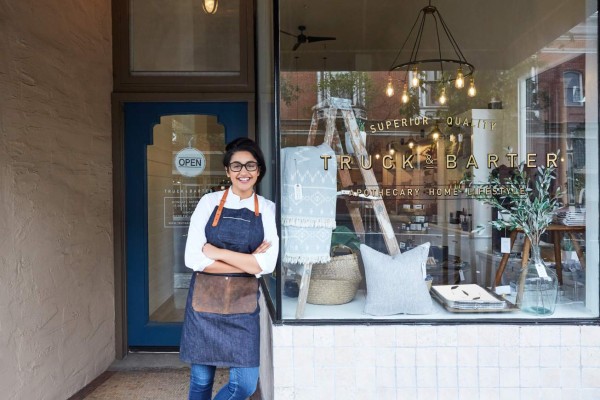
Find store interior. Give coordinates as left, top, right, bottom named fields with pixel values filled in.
left=277, top=0, right=599, bottom=320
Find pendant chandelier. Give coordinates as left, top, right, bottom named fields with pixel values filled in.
left=386, top=0, right=476, bottom=103
left=202, top=0, right=218, bottom=15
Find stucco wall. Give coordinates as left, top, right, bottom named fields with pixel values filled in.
left=0, top=1, right=114, bottom=399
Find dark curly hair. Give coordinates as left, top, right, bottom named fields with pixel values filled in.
left=223, top=137, right=267, bottom=184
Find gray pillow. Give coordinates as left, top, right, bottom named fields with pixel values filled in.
left=361, top=242, right=433, bottom=315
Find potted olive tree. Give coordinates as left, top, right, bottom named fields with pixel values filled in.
left=465, top=159, right=562, bottom=315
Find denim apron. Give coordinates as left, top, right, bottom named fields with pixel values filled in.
left=180, top=189, right=264, bottom=367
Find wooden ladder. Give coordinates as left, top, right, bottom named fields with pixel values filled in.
left=293, top=97, right=400, bottom=318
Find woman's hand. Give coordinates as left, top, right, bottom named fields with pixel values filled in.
left=252, top=241, right=271, bottom=254
left=202, top=243, right=223, bottom=260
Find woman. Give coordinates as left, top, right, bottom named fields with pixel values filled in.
left=181, top=138, right=279, bottom=400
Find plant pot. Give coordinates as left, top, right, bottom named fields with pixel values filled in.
left=517, top=244, right=559, bottom=315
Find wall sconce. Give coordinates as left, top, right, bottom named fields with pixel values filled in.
left=202, top=0, right=219, bottom=14
left=387, top=143, right=396, bottom=155
left=387, top=139, right=416, bottom=154
left=430, top=123, right=442, bottom=141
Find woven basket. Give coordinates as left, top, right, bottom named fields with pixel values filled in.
left=307, top=249, right=362, bottom=305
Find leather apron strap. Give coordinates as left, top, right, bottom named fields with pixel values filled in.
left=253, top=192, right=259, bottom=217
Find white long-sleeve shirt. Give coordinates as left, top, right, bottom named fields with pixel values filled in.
left=184, top=189, right=279, bottom=277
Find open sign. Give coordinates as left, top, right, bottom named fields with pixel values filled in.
left=175, top=148, right=206, bottom=177
left=178, top=158, right=203, bottom=167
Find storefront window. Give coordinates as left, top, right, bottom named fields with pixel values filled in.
left=563, top=71, right=585, bottom=106
left=277, top=0, right=599, bottom=320
left=130, top=0, right=240, bottom=74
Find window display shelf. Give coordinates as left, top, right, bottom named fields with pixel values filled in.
left=280, top=289, right=594, bottom=320
left=428, top=223, right=477, bottom=237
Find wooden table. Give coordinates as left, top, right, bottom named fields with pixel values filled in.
left=493, top=224, right=585, bottom=287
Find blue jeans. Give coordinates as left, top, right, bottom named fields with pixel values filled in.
left=189, top=364, right=259, bottom=400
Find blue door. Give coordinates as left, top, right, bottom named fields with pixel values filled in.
left=125, top=102, right=248, bottom=347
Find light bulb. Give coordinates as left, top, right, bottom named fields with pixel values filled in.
left=411, top=67, right=420, bottom=88
left=468, top=79, right=477, bottom=97
left=430, top=124, right=442, bottom=141
left=455, top=67, right=464, bottom=89
left=385, top=78, right=394, bottom=97
left=202, top=0, right=218, bottom=14
left=408, top=140, right=415, bottom=149
left=439, top=88, right=447, bottom=105
left=375, top=153, right=381, bottom=160
left=389, top=148, right=395, bottom=155
left=401, top=92, right=409, bottom=104
left=401, top=84, right=409, bottom=104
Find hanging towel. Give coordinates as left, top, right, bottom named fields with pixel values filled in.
left=281, top=143, right=338, bottom=264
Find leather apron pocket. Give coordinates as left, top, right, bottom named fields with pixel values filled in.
left=192, top=272, right=258, bottom=314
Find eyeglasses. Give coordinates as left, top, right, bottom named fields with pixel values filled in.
left=228, top=161, right=258, bottom=172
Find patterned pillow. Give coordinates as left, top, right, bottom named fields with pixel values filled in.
left=361, top=242, right=433, bottom=315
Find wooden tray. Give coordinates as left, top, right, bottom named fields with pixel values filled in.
left=431, top=287, right=519, bottom=313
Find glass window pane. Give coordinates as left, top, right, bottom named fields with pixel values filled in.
left=563, top=71, right=584, bottom=105
left=130, top=0, right=240, bottom=74
left=278, top=0, right=598, bottom=321
left=148, top=115, right=226, bottom=322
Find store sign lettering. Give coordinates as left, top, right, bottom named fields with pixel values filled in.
left=369, top=117, right=498, bottom=133
left=178, top=158, right=203, bottom=167
left=344, top=186, right=527, bottom=199
left=446, top=117, right=497, bottom=130
left=174, top=147, right=206, bottom=177
left=320, top=152, right=559, bottom=171
left=369, top=117, right=430, bottom=132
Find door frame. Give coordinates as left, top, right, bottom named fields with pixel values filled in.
left=112, top=92, right=255, bottom=358
left=111, top=0, right=255, bottom=93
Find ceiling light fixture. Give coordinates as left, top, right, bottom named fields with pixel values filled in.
left=386, top=0, right=476, bottom=102
left=202, top=0, right=218, bottom=14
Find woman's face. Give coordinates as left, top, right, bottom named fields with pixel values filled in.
left=226, top=150, right=260, bottom=198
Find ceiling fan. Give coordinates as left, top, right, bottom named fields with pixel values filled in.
left=280, top=25, right=336, bottom=51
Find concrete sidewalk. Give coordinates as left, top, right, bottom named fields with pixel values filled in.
left=69, top=353, right=262, bottom=399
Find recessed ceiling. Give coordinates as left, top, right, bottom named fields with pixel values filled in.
left=279, top=0, right=594, bottom=71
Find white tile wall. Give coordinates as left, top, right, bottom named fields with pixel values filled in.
left=271, top=324, right=600, bottom=400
